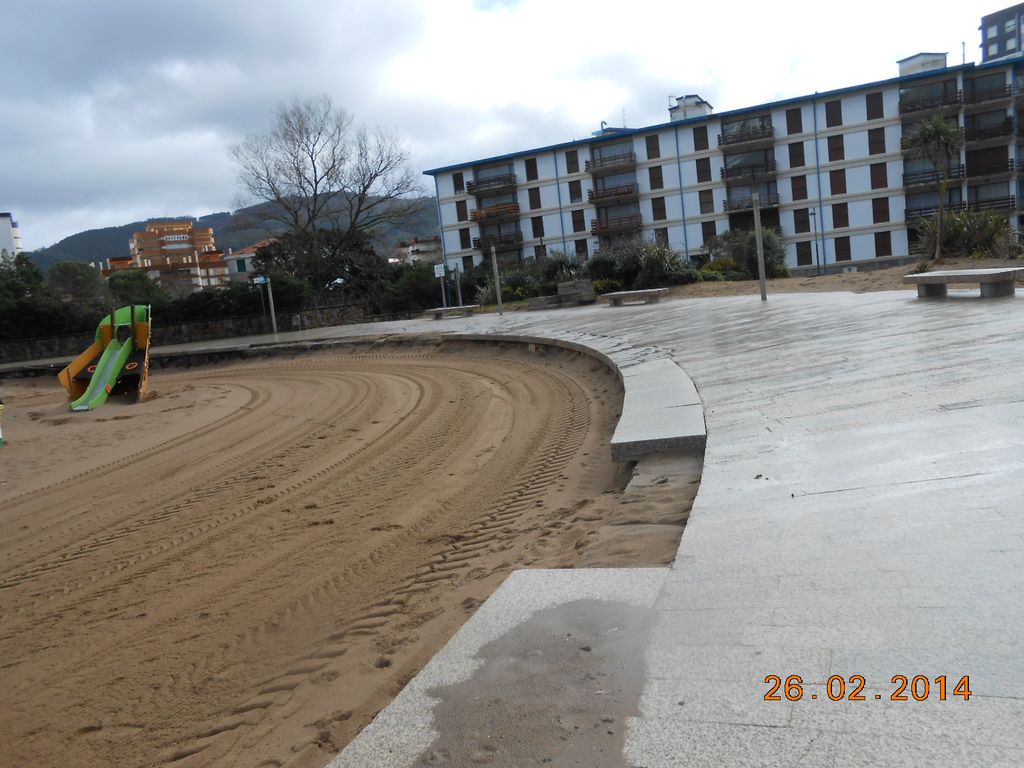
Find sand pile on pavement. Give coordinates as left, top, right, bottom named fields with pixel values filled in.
left=0, top=340, right=697, bottom=768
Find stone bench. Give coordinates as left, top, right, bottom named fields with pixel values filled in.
left=903, top=267, right=1024, bottom=298
left=425, top=304, right=480, bottom=320
left=603, top=288, right=669, bottom=307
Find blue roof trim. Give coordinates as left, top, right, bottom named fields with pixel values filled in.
left=423, top=57, right=1021, bottom=177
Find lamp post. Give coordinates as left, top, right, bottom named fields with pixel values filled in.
left=809, top=208, right=821, bottom=276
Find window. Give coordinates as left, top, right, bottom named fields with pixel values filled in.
left=575, top=239, right=588, bottom=257
left=832, top=202, right=849, bottom=228
left=834, top=235, right=851, bottom=261
left=699, top=189, right=714, bottom=214
left=649, top=165, right=664, bottom=190
left=870, top=162, right=888, bottom=190
left=1006, top=18, right=1017, bottom=32
left=793, top=207, right=810, bottom=233
left=528, top=187, right=542, bottom=210
left=791, top=175, right=808, bottom=200
left=462, top=255, right=474, bottom=271
left=1010, top=37, right=1018, bottom=50
left=866, top=92, right=884, bottom=120
left=828, top=134, right=845, bottom=162
left=825, top=100, right=843, bottom=127
left=651, top=196, right=667, bottom=221
left=988, top=24, right=998, bottom=38
left=830, top=169, right=847, bottom=195
left=989, top=43, right=999, bottom=56
left=693, top=125, right=709, bottom=151
left=701, top=220, right=717, bottom=243
left=789, top=142, right=805, bottom=168
left=868, top=127, right=886, bottom=155
left=654, top=227, right=669, bottom=247
left=569, top=179, right=582, bottom=203
left=696, top=157, right=712, bottom=182
left=875, top=230, right=892, bottom=257
left=872, top=197, right=890, bottom=223
left=796, top=241, right=812, bottom=266
left=646, top=134, right=661, bottom=160
left=453, top=172, right=465, bottom=194
left=534, top=244, right=547, bottom=260
left=566, top=150, right=579, bottom=174
left=525, top=157, right=538, bottom=181
left=531, top=216, right=544, bottom=238
left=786, top=107, right=803, bottom=135
left=456, top=199, right=468, bottom=222
left=235, top=259, right=248, bottom=273
left=459, top=228, right=471, bottom=249
left=571, top=209, right=586, bottom=232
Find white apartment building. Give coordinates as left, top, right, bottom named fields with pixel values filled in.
left=0, top=212, right=23, bottom=260
left=426, top=54, right=1023, bottom=274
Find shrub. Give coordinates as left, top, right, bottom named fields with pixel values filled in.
left=592, top=278, right=623, bottom=294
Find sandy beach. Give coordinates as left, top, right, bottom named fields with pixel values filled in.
left=0, top=340, right=696, bottom=768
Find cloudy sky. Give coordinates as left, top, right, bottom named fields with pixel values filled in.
left=1, top=1, right=986, bottom=251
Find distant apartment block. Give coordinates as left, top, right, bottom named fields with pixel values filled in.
left=390, top=236, right=443, bottom=265
left=981, top=3, right=1024, bottom=62
left=100, top=221, right=229, bottom=296
left=0, top=212, right=24, bottom=259
left=426, top=54, right=1023, bottom=273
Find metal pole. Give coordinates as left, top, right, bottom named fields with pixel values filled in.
left=266, top=277, right=279, bottom=339
left=810, top=209, right=821, bottom=276
left=453, top=263, right=463, bottom=306
left=440, top=274, right=447, bottom=308
left=490, top=245, right=504, bottom=316
left=752, top=192, right=767, bottom=302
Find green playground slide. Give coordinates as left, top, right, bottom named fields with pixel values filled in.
left=69, top=336, right=134, bottom=411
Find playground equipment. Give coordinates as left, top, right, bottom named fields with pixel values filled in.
left=58, top=305, right=152, bottom=411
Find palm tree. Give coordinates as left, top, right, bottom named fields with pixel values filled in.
left=906, top=116, right=965, bottom=260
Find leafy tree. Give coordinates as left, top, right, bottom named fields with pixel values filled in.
left=906, top=116, right=964, bottom=260
left=47, top=260, right=109, bottom=303
left=231, top=95, right=425, bottom=298
left=704, top=229, right=788, bottom=279
left=107, top=269, right=170, bottom=307
left=0, top=253, right=48, bottom=307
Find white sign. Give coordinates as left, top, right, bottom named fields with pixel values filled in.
left=253, top=275, right=267, bottom=284
left=434, top=264, right=446, bottom=278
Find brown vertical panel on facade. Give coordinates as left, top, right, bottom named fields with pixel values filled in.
left=693, top=125, right=709, bottom=151
left=699, top=189, right=714, bottom=214
left=832, top=202, right=849, bottom=228
left=827, top=134, right=845, bottom=162
left=866, top=92, right=884, bottom=120
left=834, top=235, right=851, bottom=261
left=791, top=175, right=808, bottom=200
left=793, top=207, right=811, bottom=233
left=572, top=209, right=586, bottom=232
left=868, top=127, right=886, bottom=155
left=575, top=239, right=588, bottom=256
left=696, top=157, right=712, bottom=183
left=701, top=220, right=717, bottom=243
left=874, top=230, right=892, bottom=257
left=459, top=228, right=471, bottom=249
left=528, top=187, right=542, bottom=209
left=789, top=142, right=805, bottom=168
left=786, top=107, right=803, bottom=135
left=569, top=179, right=582, bottom=203
left=870, top=163, right=888, bottom=190
left=646, top=134, right=661, bottom=160
left=525, top=158, right=538, bottom=181
left=830, top=169, right=847, bottom=195
left=456, top=200, right=468, bottom=221
left=796, top=240, right=812, bottom=266
left=649, top=166, right=664, bottom=190
left=531, top=216, right=544, bottom=238
left=565, top=150, right=579, bottom=174
left=872, top=197, right=890, bottom=223
left=825, top=100, right=843, bottom=127
left=651, top=196, right=667, bottom=221
left=453, top=172, right=464, bottom=193
left=655, top=227, right=669, bottom=246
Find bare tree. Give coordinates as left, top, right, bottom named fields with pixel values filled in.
left=231, top=95, right=425, bottom=250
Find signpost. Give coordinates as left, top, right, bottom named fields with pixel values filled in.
left=254, top=275, right=279, bottom=338
left=490, top=245, right=504, bottom=316
left=752, top=192, right=768, bottom=303
left=434, top=263, right=447, bottom=307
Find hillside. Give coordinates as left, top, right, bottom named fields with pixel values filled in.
left=26, top=199, right=439, bottom=271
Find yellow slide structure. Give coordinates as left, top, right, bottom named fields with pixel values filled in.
left=58, top=305, right=152, bottom=411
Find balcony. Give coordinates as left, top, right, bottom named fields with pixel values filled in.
left=964, top=118, right=1014, bottom=143
left=721, top=160, right=777, bottom=181
left=588, top=183, right=639, bottom=205
left=965, top=159, right=1016, bottom=178
left=902, top=164, right=966, bottom=186
left=905, top=202, right=967, bottom=219
left=964, top=84, right=1011, bottom=108
left=473, top=229, right=523, bottom=252
left=466, top=173, right=517, bottom=195
left=898, top=90, right=962, bottom=115
left=723, top=193, right=780, bottom=212
left=718, top=124, right=774, bottom=149
left=470, top=202, right=520, bottom=223
left=590, top=213, right=642, bottom=236
left=969, top=195, right=1016, bottom=212
left=585, top=152, right=637, bottom=176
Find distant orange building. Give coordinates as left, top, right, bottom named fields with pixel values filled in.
left=100, top=221, right=230, bottom=296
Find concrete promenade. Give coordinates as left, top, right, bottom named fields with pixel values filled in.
left=9, top=288, right=1023, bottom=765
